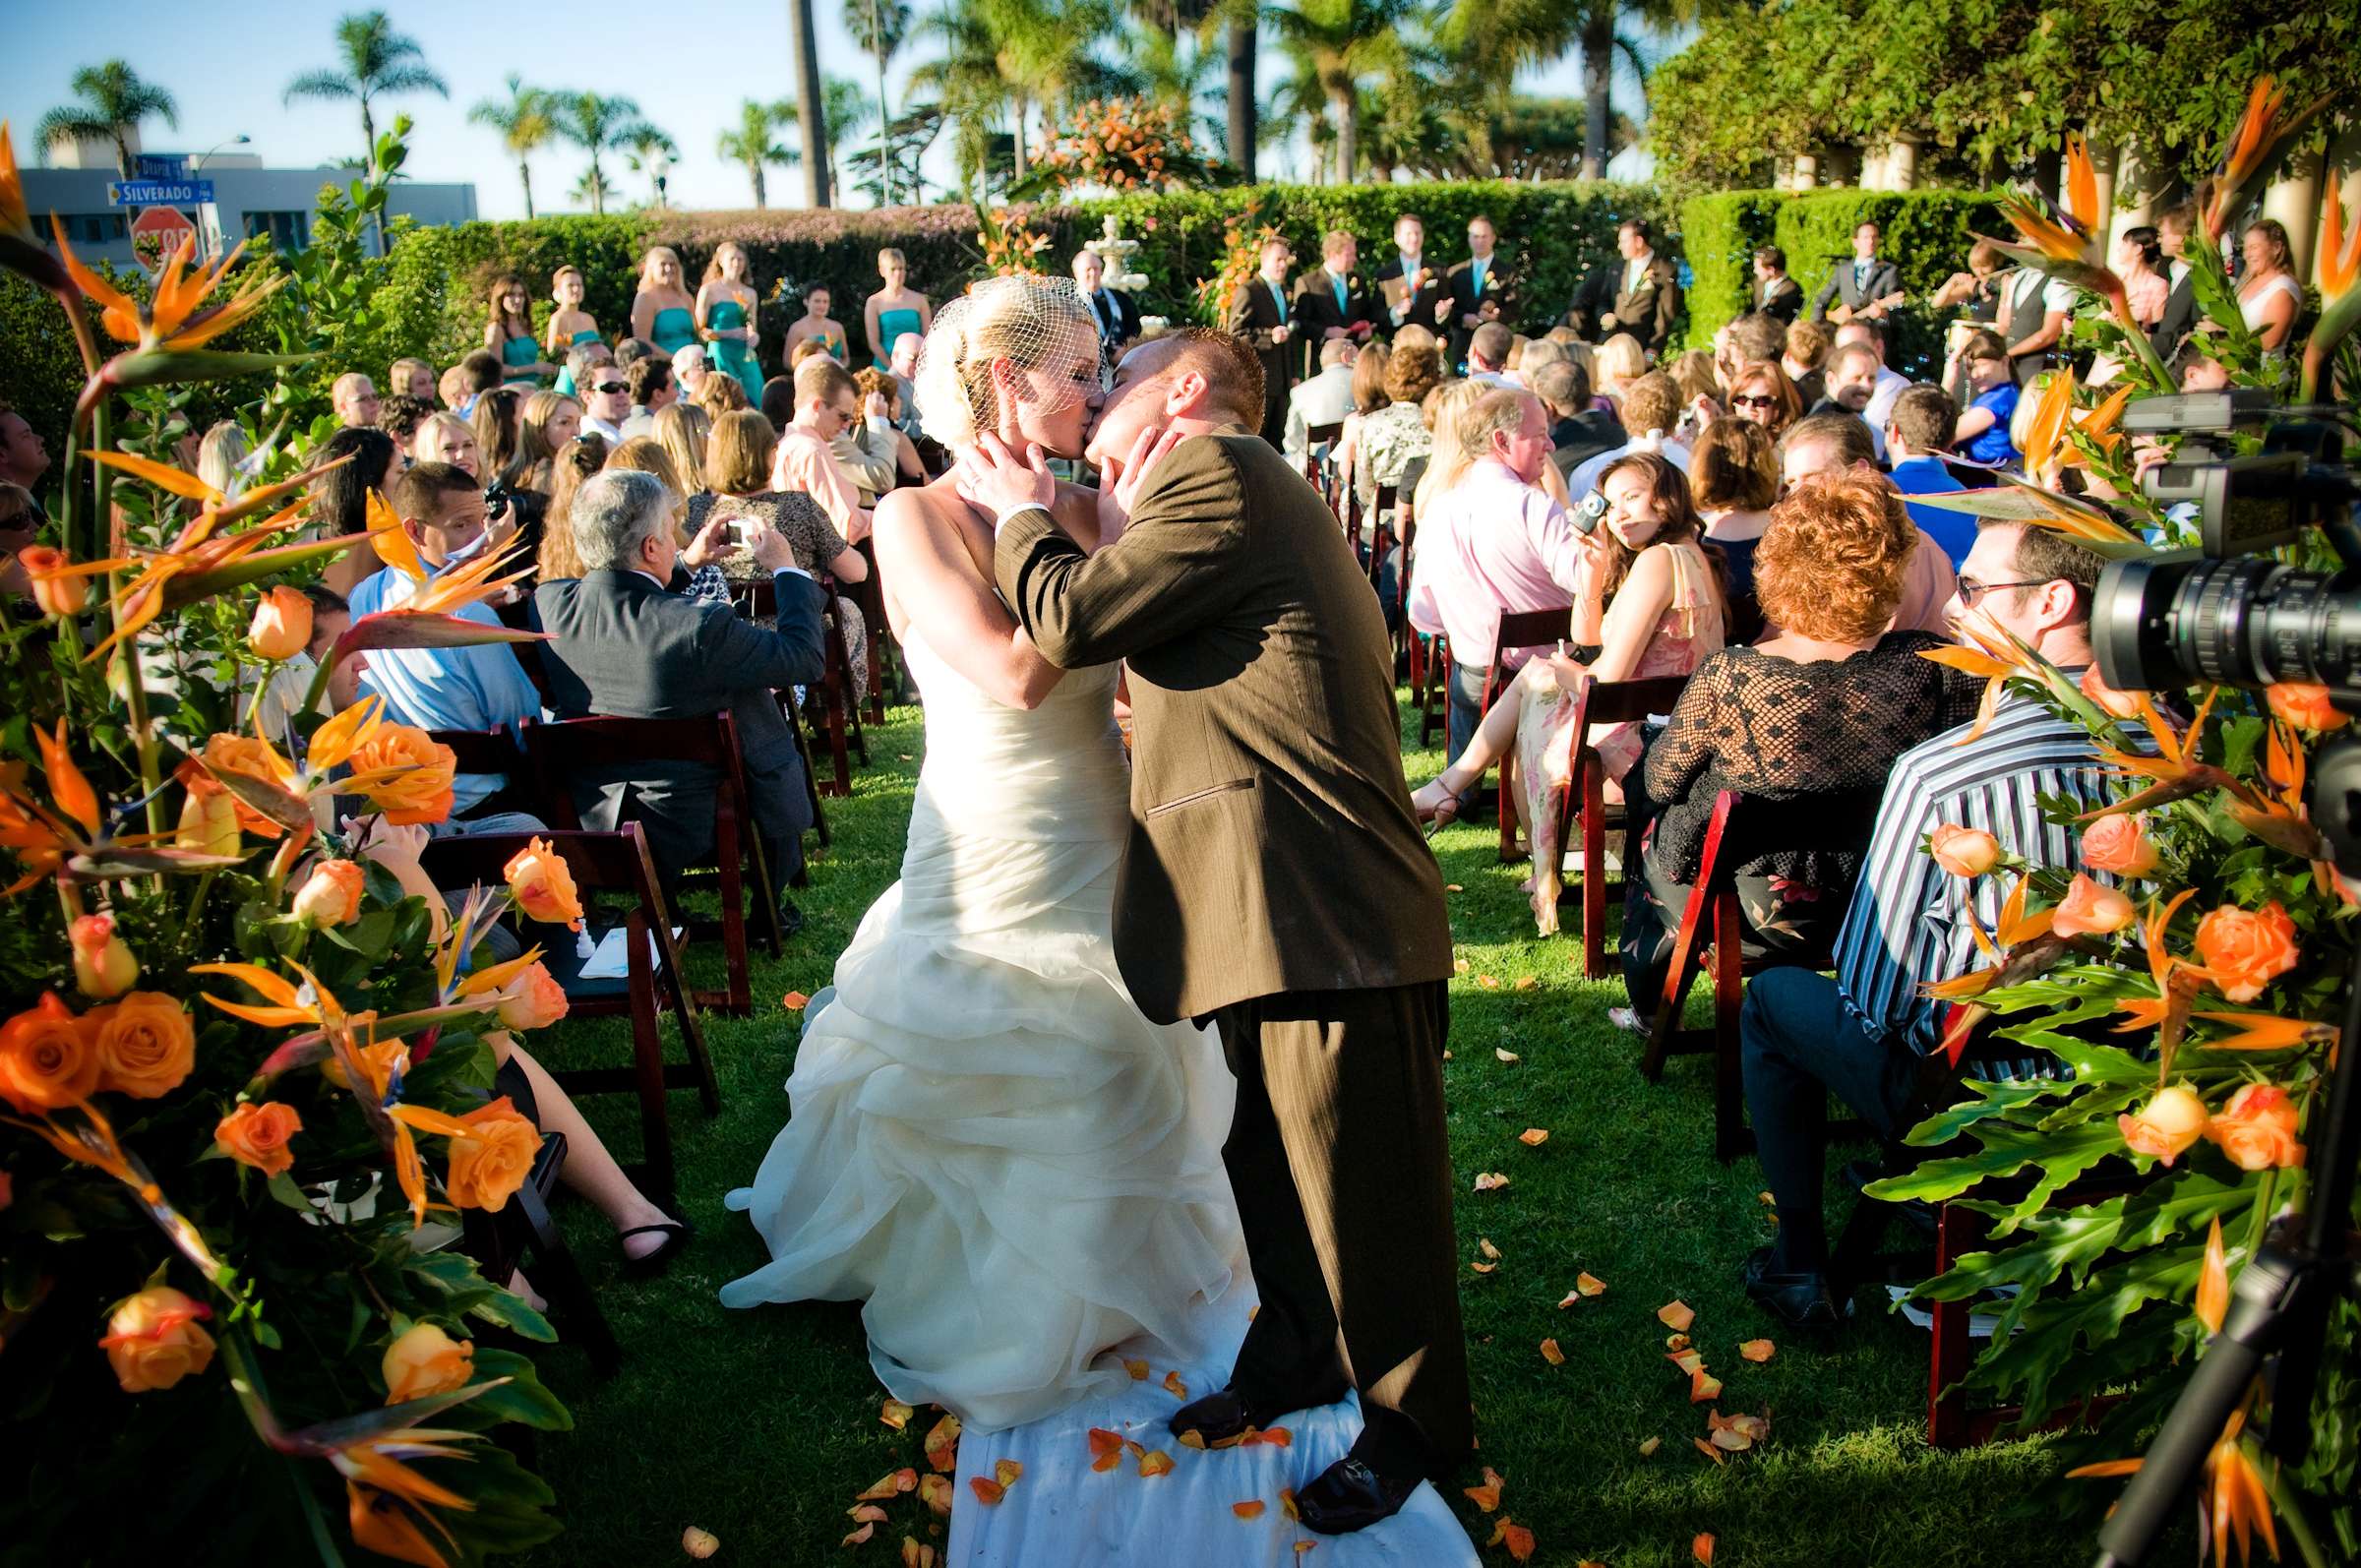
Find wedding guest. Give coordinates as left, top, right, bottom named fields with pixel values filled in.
left=377, top=394, right=432, bottom=451
left=782, top=283, right=850, bottom=364
left=1688, top=415, right=1778, bottom=633
left=863, top=247, right=932, bottom=370
left=347, top=462, right=546, bottom=833
left=769, top=356, right=877, bottom=543
left=1068, top=248, right=1138, bottom=357
left=696, top=367, right=751, bottom=422
left=1925, top=241, right=2007, bottom=324
left=1570, top=218, right=1680, bottom=358
left=1832, top=320, right=1911, bottom=433
left=0, top=481, right=35, bottom=602
left=1295, top=228, right=1375, bottom=372
left=2238, top=218, right=2303, bottom=353
left=195, top=420, right=249, bottom=498
left=1229, top=235, right=1299, bottom=448
left=687, top=409, right=870, bottom=686
left=316, top=424, right=400, bottom=596
left=653, top=404, right=711, bottom=507
left=696, top=241, right=766, bottom=404
left=2149, top=204, right=2201, bottom=360
left=1726, top=360, right=1802, bottom=440
left=579, top=363, right=634, bottom=445
left=1372, top=212, right=1451, bottom=337
left=1949, top=331, right=2023, bottom=468
left=1568, top=371, right=1690, bottom=495
left=672, top=343, right=711, bottom=403
left=631, top=247, right=699, bottom=360
left=1593, top=332, right=1649, bottom=411
left=1808, top=342, right=1889, bottom=460
left=620, top=357, right=677, bottom=441
left=1810, top=219, right=1904, bottom=323
left=1348, top=342, right=1439, bottom=523
left=1408, top=379, right=1489, bottom=525
left=437, top=362, right=469, bottom=411
left=537, top=435, right=610, bottom=583
left=1512, top=335, right=1569, bottom=390
left=2115, top=226, right=2170, bottom=331
left=484, top=273, right=556, bottom=386
left=614, top=336, right=659, bottom=371
left=557, top=339, right=615, bottom=404
left=1285, top=338, right=1360, bottom=467
left=855, top=367, right=927, bottom=481
left=535, top=467, right=828, bottom=901
left=1884, top=386, right=1971, bottom=565
left=332, top=372, right=382, bottom=429
left=1464, top=323, right=1515, bottom=387
left=543, top=266, right=603, bottom=393
left=1781, top=319, right=1832, bottom=410
left=604, top=436, right=687, bottom=503
left=1752, top=246, right=1802, bottom=323
left=413, top=410, right=483, bottom=478
left=1777, top=412, right=1957, bottom=635
left=1615, top=472, right=1982, bottom=1031
left=1997, top=259, right=2076, bottom=387
left=0, top=402, right=50, bottom=497
left=1330, top=342, right=1391, bottom=513
left=1539, top=361, right=1623, bottom=482
left=1445, top=214, right=1518, bottom=370
left=1738, top=517, right=2110, bottom=1327
left=389, top=357, right=438, bottom=404
left=1669, top=349, right=1724, bottom=428
left=455, top=351, right=504, bottom=416
left=469, top=388, right=525, bottom=488
left=887, top=331, right=923, bottom=415
left=1403, top=388, right=1593, bottom=772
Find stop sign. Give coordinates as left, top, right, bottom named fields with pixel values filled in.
left=129, top=206, right=197, bottom=272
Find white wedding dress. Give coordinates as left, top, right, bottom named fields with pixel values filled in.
left=721, top=632, right=1246, bottom=1430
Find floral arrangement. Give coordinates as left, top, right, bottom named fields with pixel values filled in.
left=1189, top=206, right=1284, bottom=331
left=1874, top=81, right=2361, bottom=1562
left=975, top=204, right=1055, bottom=279
left=1012, top=96, right=1214, bottom=201
left=0, top=120, right=578, bottom=1566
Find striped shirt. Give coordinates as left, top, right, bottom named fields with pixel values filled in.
left=1832, top=693, right=2114, bottom=1080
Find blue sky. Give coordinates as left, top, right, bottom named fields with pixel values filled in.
left=1, top=0, right=1638, bottom=219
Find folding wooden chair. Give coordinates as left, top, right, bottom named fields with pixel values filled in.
left=419, top=825, right=714, bottom=1203
left=850, top=538, right=890, bottom=724
left=737, top=574, right=867, bottom=797
left=1303, top=420, right=1344, bottom=505
left=1636, top=791, right=1750, bottom=1160
left=427, top=726, right=550, bottom=823
left=458, top=1130, right=622, bottom=1375
left=1478, top=607, right=1577, bottom=863
left=522, top=712, right=779, bottom=1017
left=1547, top=672, right=1692, bottom=976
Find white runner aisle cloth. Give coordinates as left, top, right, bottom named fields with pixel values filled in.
left=947, top=1289, right=1480, bottom=1567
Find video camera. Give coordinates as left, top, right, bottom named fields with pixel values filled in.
left=2090, top=388, right=2361, bottom=709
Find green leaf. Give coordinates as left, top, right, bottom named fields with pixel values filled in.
left=464, top=1348, right=575, bottom=1431
left=265, top=1171, right=317, bottom=1214
left=1871, top=1118, right=2125, bottom=1230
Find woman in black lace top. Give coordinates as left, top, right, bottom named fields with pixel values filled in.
left=1613, top=472, right=1983, bottom=1027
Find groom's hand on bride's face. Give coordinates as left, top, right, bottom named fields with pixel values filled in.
left=1107, top=425, right=1186, bottom=520
left=954, top=431, right=1057, bottom=525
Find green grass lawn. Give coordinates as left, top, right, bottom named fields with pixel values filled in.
left=514, top=697, right=2106, bottom=1568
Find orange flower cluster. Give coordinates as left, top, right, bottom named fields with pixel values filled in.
left=0, top=989, right=194, bottom=1112
left=1029, top=96, right=1197, bottom=196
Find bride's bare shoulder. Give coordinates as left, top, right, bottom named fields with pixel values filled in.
left=876, top=477, right=995, bottom=575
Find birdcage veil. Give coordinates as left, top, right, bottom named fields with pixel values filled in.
left=911, top=274, right=1105, bottom=450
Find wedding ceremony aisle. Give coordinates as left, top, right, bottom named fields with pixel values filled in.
left=518, top=698, right=2095, bottom=1568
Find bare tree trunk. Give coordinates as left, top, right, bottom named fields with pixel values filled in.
left=520, top=161, right=535, bottom=219
left=789, top=0, right=833, bottom=207
left=1333, top=89, right=1358, bottom=184
left=874, top=20, right=894, bottom=206
left=1580, top=3, right=1611, bottom=181
left=1012, top=92, right=1031, bottom=183
left=754, top=164, right=767, bottom=209
left=1227, top=15, right=1257, bottom=179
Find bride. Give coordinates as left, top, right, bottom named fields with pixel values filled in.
left=720, top=276, right=1245, bottom=1429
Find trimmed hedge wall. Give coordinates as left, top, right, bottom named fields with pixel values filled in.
left=1674, top=191, right=1788, bottom=350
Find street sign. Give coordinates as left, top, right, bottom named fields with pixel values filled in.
left=133, top=153, right=189, bottom=181
left=107, top=178, right=214, bottom=208
left=129, top=206, right=198, bottom=272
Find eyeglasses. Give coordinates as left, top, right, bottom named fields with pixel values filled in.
left=830, top=402, right=860, bottom=423
left=1730, top=393, right=1779, bottom=409
left=1956, top=576, right=2043, bottom=606
left=593, top=382, right=628, bottom=395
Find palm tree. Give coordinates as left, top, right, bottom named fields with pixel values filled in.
left=977, top=0, right=1122, bottom=183
left=844, top=0, right=913, bottom=205
left=1440, top=0, right=1675, bottom=178
left=717, top=99, right=799, bottom=209
left=282, top=11, right=448, bottom=171
left=1214, top=0, right=1260, bottom=179
left=911, top=5, right=1017, bottom=195
left=553, top=92, right=660, bottom=215
left=35, top=60, right=179, bottom=179
left=1120, top=20, right=1223, bottom=143
left=622, top=126, right=680, bottom=208
left=467, top=74, right=557, bottom=218
left=820, top=77, right=877, bottom=200
left=788, top=0, right=833, bottom=207
left=1266, top=0, right=1416, bottom=182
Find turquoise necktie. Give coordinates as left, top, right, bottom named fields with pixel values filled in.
left=1333, top=275, right=1348, bottom=314
left=1273, top=286, right=1287, bottom=326
left=1475, top=258, right=1487, bottom=294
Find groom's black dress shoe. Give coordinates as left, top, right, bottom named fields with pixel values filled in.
left=1741, top=1244, right=1845, bottom=1331
left=1296, top=1455, right=1422, bottom=1536
left=1168, top=1381, right=1345, bottom=1448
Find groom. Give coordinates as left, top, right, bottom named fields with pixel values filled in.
left=961, top=329, right=1468, bottom=1534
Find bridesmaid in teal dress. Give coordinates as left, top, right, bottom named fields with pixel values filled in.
left=863, top=246, right=933, bottom=371
left=544, top=265, right=605, bottom=397
left=630, top=245, right=699, bottom=359
left=782, top=284, right=850, bottom=365
left=484, top=273, right=557, bottom=387
left=696, top=241, right=767, bottom=404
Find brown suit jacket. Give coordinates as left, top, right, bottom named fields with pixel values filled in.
left=995, top=428, right=1454, bottom=1024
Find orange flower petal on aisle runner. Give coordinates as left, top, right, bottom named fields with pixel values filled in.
left=1245, top=1425, right=1293, bottom=1448
left=1518, top=1128, right=1549, bottom=1146
left=1137, top=1449, right=1175, bottom=1477
left=923, top=1415, right=961, bottom=1473
left=968, top=1478, right=1004, bottom=1506
left=1294, top=1545, right=1316, bottom=1556
left=1179, top=1428, right=1208, bottom=1449
left=1233, top=1501, right=1266, bottom=1521
left=842, top=1523, right=876, bottom=1546
left=783, top=992, right=810, bottom=1011
left=857, top=1469, right=918, bottom=1501
left=994, top=1459, right=1023, bottom=1489
left=1739, top=1339, right=1776, bottom=1363
left=1638, top=1436, right=1662, bottom=1456
left=1540, top=1339, right=1566, bottom=1365
left=880, top=1399, right=915, bottom=1430
left=1123, top=1439, right=1146, bottom=1459
left=1163, top=1370, right=1188, bottom=1399
left=919, top=1474, right=953, bottom=1516
left=1123, top=1357, right=1151, bottom=1381
left=1658, top=1299, right=1696, bottom=1332
left=1087, top=1427, right=1124, bottom=1460
left=1694, top=1531, right=1718, bottom=1563
left=1474, top=1172, right=1510, bottom=1191
left=1463, top=1468, right=1506, bottom=1511
left=1280, top=1486, right=1300, bottom=1521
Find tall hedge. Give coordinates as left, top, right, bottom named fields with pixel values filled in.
left=1674, top=191, right=1788, bottom=349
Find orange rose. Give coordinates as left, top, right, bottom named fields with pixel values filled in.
left=2266, top=683, right=2349, bottom=733
left=247, top=584, right=313, bottom=661
left=19, top=545, right=91, bottom=617
left=496, top=962, right=569, bottom=1031
left=503, top=837, right=583, bottom=931
left=0, top=992, right=99, bottom=1112
left=445, top=1096, right=540, bottom=1212
left=346, top=725, right=457, bottom=826
left=1928, top=823, right=2001, bottom=877
left=292, top=859, right=366, bottom=928
left=99, top=1285, right=216, bottom=1392
left=2117, top=1084, right=2210, bottom=1166
left=2204, top=1082, right=2305, bottom=1172
left=2079, top=663, right=2145, bottom=720
left=381, top=1321, right=474, bottom=1404
left=201, top=733, right=297, bottom=839
left=215, top=1101, right=303, bottom=1176
left=173, top=765, right=241, bottom=857
left=87, top=991, right=196, bottom=1100
left=69, top=913, right=141, bottom=998
left=2080, top=814, right=2159, bottom=879
left=2195, top=901, right=2300, bottom=1004
left=2051, top=874, right=2134, bottom=938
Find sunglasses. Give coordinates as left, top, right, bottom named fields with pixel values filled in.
left=1731, top=393, right=1780, bottom=409
left=594, top=381, right=628, bottom=395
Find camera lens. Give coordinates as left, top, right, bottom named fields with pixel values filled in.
left=2093, top=552, right=2361, bottom=695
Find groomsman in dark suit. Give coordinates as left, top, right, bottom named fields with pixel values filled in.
left=1565, top=217, right=1681, bottom=358
left=1444, top=214, right=1519, bottom=370
left=1370, top=212, right=1452, bottom=340
left=1229, top=235, right=1298, bottom=448
left=1072, top=248, right=1141, bottom=356
left=1809, top=219, right=1906, bottom=322
left=1751, top=245, right=1804, bottom=324
left=1293, top=228, right=1377, bottom=379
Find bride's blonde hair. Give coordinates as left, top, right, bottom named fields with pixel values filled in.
left=912, top=274, right=1097, bottom=449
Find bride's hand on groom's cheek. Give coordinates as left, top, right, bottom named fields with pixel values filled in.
left=1102, top=425, right=1185, bottom=533
left=954, top=432, right=1057, bottom=524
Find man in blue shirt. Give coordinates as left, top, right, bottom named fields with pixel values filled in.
left=1883, top=385, right=1973, bottom=567
left=346, top=462, right=546, bottom=835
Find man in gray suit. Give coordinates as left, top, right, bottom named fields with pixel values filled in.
left=534, top=469, right=829, bottom=922
left=1810, top=219, right=1906, bottom=322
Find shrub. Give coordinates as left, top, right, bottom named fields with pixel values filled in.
left=1774, top=188, right=2002, bottom=378
left=1675, top=190, right=1789, bottom=347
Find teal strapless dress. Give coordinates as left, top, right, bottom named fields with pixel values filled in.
left=500, top=332, right=542, bottom=387
left=707, top=299, right=765, bottom=402
left=552, top=328, right=602, bottom=396
left=875, top=305, right=923, bottom=369
left=651, top=306, right=697, bottom=358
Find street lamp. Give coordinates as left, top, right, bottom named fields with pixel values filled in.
left=192, top=134, right=250, bottom=171
left=190, top=135, right=248, bottom=264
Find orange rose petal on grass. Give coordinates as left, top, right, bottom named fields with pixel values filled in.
left=880, top=1399, right=915, bottom=1430
left=969, top=1478, right=1004, bottom=1506
left=1638, top=1436, right=1662, bottom=1456
left=857, top=1469, right=918, bottom=1501
left=919, top=1475, right=952, bottom=1516
left=1658, top=1300, right=1696, bottom=1332
left=1470, top=1261, right=1497, bottom=1275
left=1501, top=1522, right=1537, bottom=1563
left=1665, top=1333, right=1691, bottom=1352
left=843, top=1523, right=877, bottom=1546
left=1739, top=1339, right=1776, bottom=1362
left=1463, top=1467, right=1505, bottom=1511
left=784, top=991, right=811, bottom=1011
left=1693, top=1438, right=1725, bottom=1466
left=1667, top=1350, right=1704, bottom=1375
left=1579, top=1272, right=1605, bottom=1296
left=1494, top=1048, right=1519, bottom=1062
left=1233, top=1501, right=1266, bottom=1520
left=848, top=1504, right=889, bottom=1524
left=1474, top=1173, right=1511, bottom=1192
left=1479, top=1237, right=1501, bottom=1259
left=1518, top=1127, right=1549, bottom=1146
left=923, top=1415, right=961, bottom=1472
left=1690, top=1368, right=1724, bottom=1403
left=1695, top=1532, right=1717, bottom=1564
left=1540, top=1338, right=1566, bottom=1365
left=900, top=1538, right=936, bottom=1568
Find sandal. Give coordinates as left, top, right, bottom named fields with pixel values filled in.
left=619, top=1217, right=695, bottom=1277
left=1410, top=776, right=1464, bottom=836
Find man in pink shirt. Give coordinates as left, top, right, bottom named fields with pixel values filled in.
left=1778, top=411, right=1957, bottom=633
left=1406, top=388, right=1590, bottom=772
left=769, top=357, right=875, bottom=543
